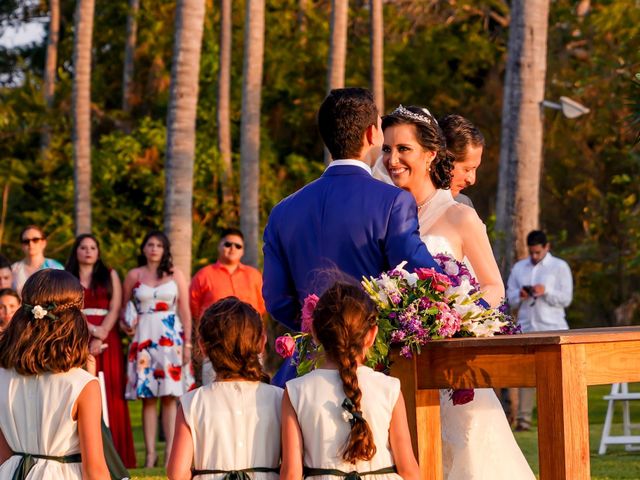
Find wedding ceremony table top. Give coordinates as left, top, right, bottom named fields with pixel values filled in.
left=390, top=326, right=640, bottom=480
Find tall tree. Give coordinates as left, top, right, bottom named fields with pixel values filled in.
left=324, top=0, right=349, bottom=164
left=41, top=0, right=59, bottom=153
left=217, top=0, right=232, bottom=204
left=164, top=0, right=206, bottom=276
left=72, top=0, right=95, bottom=235
left=494, top=0, right=551, bottom=277
left=239, top=0, right=265, bottom=267
left=122, top=0, right=140, bottom=114
left=370, top=0, right=384, bottom=112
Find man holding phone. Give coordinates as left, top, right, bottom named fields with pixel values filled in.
left=506, top=229, right=573, bottom=431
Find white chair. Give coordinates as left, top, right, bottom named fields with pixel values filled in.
left=598, top=382, right=640, bottom=454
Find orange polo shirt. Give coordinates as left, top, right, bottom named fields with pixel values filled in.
left=189, top=261, right=266, bottom=321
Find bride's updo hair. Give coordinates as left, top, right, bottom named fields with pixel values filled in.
left=382, top=105, right=452, bottom=189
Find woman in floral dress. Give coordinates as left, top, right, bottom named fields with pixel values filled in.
left=122, top=230, right=194, bottom=468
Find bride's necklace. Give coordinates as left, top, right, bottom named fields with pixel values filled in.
left=417, top=191, right=438, bottom=212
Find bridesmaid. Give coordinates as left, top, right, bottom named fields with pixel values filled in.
left=122, top=230, right=193, bottom=468
left=66, top=234, right=137, bottom=468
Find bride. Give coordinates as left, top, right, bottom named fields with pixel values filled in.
left=375, top=105, right=535, bottom=479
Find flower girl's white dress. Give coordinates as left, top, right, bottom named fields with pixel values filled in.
left=0, top=367, right=96, bottom=479
left=180, top=380, right=282, bottom=479
left=286, top=366, right=403, bottom=480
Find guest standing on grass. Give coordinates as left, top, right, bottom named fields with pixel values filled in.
left=190, top=227, right=266, bottom=384
left=0, top=288, right=20, bottom=331
left=66, top=233, right=137, bottom=468
left=122, top=230, right=194, bottom=468
left=12, top=225, right=63, bottom=294
left=0, top=255, right=13, bottom=289
left=168, top=297, right=282, bottom=480
left=0, top=269, right=110, bottom=479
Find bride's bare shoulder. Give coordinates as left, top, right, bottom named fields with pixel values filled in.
left=444, top=202, right=483, bottom=229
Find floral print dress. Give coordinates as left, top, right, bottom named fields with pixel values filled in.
left=125, top=280, right=195, bottom=399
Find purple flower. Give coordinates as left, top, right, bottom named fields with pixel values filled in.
left=400, top=345, right=412, bottom=358
left=390, top=330, right=406, bottom=342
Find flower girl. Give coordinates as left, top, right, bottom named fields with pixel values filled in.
left=167, top=297, right=282, bottom=479
left=0, top=269, right=109, bottom=479
left=281, top=282, right=420, bottom=480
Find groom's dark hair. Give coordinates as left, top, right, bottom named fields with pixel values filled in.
left=318, top=88, right=378, bottom=160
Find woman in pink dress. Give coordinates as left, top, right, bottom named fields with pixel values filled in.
left=66, top=234, right=136, bottom=468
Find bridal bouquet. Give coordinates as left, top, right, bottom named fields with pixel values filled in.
left=362, top=254, right=518, bottom=369
left=275, top=254, right=519, bottom=377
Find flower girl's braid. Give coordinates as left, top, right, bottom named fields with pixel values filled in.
left=313, top=283, right=378, bottom=463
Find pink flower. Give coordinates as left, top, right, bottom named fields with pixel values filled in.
left=451, top=389, right=475, bottom=405
left=275, top=335, right=296, bottom=358
left=301, top=294, right=319, bottom=333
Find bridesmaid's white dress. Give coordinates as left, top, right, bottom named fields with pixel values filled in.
left=420, top=189, right=535, bottom=480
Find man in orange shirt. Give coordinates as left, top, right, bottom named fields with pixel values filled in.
left=190, top=227, right=266, bottom=322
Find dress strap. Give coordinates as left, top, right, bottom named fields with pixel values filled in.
left=303, top=465, right=397, bottom=479
left=11, top=452, right=82, bottom=480
left=192, top=466, right=280, bottom=479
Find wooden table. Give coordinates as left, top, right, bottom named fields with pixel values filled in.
left=390, top=327, right=640, bottom=479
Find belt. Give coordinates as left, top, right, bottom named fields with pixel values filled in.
left=192, top=467, right=280, bottom=479
left=82, top=308, right=109, bottom=316
left=11, top=452, right=81, bottom=480
left=304, top=466, right=397, bottom=479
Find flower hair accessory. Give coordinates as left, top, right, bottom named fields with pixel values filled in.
left=301, top=293, right=319, bottom=333
left=23, top=303, right=58, bottom=321
left=341, top=398, right=364, bottom=427
left=390, top=104, right=436, bottom=126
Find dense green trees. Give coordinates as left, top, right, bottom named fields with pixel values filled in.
left=0, top=0, right=638, bottom=326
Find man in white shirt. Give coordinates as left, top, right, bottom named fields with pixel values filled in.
left=507, top=230, right=573, bottom=431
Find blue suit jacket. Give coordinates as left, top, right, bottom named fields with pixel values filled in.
left=263, top=164, right=440, bottom=330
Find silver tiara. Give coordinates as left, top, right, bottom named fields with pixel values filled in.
left=390, top=104, right=436, bottom=126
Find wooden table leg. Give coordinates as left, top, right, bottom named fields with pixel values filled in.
left=391, top=356, right=442, bottom=480
left=417, top=389, right=443, bottom=480
left=535, top=345, right=590, bottom=479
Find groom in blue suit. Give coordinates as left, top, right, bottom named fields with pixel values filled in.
left=263, top=88, right=440, bottom=339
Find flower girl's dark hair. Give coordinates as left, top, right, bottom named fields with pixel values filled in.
left=312, top=282, right=379, bottom=463
left=199, top=297, right=269, bottom=383
left=0, top=269, right=88, bottom=375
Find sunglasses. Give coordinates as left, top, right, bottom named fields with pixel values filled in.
left=21, top=237, right=44, bottom=245
left=223, top=241, right=243, bottom=250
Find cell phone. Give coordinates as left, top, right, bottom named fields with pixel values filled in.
left=522, top=285, right=535, bottom=296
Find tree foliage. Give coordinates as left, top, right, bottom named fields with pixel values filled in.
left=0, top=0, right=639, bottom=325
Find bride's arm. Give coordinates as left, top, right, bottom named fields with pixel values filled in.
left=456, top=207, right=505, bottom=307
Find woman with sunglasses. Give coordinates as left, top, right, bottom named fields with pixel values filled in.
left=12, top=225, right=63, bottom=294
left=122, top=230, right=194, bottom=468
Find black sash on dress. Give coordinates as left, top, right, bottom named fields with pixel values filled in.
left=11, top=452, right=81, bottom=480
left=191, top=466, right=279, bottom=479
left=303, top=465, right=397, bottom=479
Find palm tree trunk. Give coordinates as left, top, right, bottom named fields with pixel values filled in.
left=324, top=0, right=349, bottom=164
left=72, top=0, right=95, bottom=235
left=41, top=0, right=59, bottom=154
left=370, top=0, right=384, bottom=112
left=239, top=0, right=265, bottom=268
left=164, top=0, right=207, bottom=277
left=122, top=0, right=140, bottom=114
left=494, top=0, right=550, bottom=277
left=218, top=0, right=233, bottom=204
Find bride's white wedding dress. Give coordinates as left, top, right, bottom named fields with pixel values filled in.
left=419, top=189, right=534, bottom=479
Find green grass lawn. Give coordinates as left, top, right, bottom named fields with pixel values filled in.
left=126, top=384, right=640, bottom=479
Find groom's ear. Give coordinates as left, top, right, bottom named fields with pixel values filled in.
left=364, top=123, right=377, bottom=146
